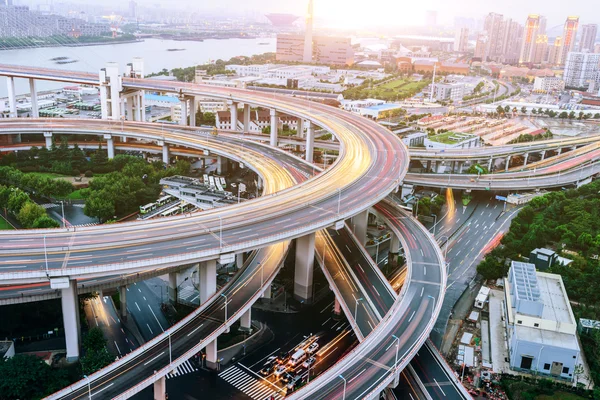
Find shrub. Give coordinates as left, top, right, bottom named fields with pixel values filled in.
left=84, top=170, right=94, bottom=178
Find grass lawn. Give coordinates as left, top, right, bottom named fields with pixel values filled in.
left=25, top=172, right=70, bottom=179
left=537, top=392, right=587, bottom=400
left=0, top=215, right=14, bottom=230
left=66, top=189, right=86, bottom=200
left=379, top=78, right=409, bottom=90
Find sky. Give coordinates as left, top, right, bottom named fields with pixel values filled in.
left=195, top=0, right=599, bottom=28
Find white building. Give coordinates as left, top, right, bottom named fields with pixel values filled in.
left=342, top=98, right=386, bottom=113
left=225, top=64, right=274, bottom=77
left=504, top=262, right=581, bottom=381
left=423, top=132, right=480, bottom=149
left=533, top=76, right=565, bottom=93
left=432, top=82, right=466, bottom=102
left=563, top=51, right=600, bottom=88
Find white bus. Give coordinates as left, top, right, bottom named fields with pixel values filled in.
left=288, top=349, right=306, bottom=367
left=156, top=195, right=174, bottom=206
left=139, top=203, right=156, bottom=214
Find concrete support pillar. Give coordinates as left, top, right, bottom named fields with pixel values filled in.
left=206, top=338, right=218, bottom=369
left=505, top=155, right=511, bottom=172
left=451, top=161, right=457, bottom=173
left=351, top=209, right=369, bottom=245
left=557, top=147, right=563, bottom=156
left=125, top=96, right=134, bottom=121
left=134, top=94, right=142, bottom=122
left=243, top=104, right=250, bottom=133
left=162, top=143, right=169, bottom=165
left=217, top=156, right=228, bottom=175
left=262, top=284, right=271, bottom=299
left=119, top=285, right=127, bottom=320
left=458, top=161, right=464, bottom=174
left=168, top=272, right=177, bottom=304
left=61, top=280, right=81, bottom=361
left=334, top=297, right=341, bottom=315
left=189, top=96, right=197, bottom=127
left=230, top=102, right=238, bottom=131
left=488, top=157, right=493, bottom=172
left=29, top=78, right=39, bottom=118
left=43, top=132, right=52, bottom=148
left=297, top=119, right=305, bottom=138
left=99, top=86, right=109, bottom=120
left=305, top=121, right=315, bottom=163
left=390, top=233, right=400, bottom=254
left=294, top=233, right=315, bottom=303
left=6, top=77, right=17, bottom=118
left=153, top=376, right=166, bottom=400
left=240, top=308, right=251, bottom=330
left=236, top=253, right=244, bottom=269
left=140, top=93, right=146, bottom=122
left=200, top=260, right=217, bottom=304
left=104, top=134, right=115, bottom=159
left=540, top=150, right=546, bottom=161
left=179, top=98, right=188, bottom=126
left=270, top=109, right=278, bottom=147
left=523, top=153, right=529, bottom=166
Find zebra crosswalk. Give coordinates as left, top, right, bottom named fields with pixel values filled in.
left=166, top=360, right=198, bottom=379
left=218, top=365, right=284, bottom=400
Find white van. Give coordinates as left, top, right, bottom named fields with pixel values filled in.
left=289, top=349, right=307, bottom=367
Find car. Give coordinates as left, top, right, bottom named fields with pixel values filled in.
left=259, top=363, right=276, bottom=376
left=274, top=365, right=287, bottom=378
left=307, top=342, right=319, bottom=354
left=286, top=375, right=303, bottom=391
left=281, top=372, right=294, bottom=384
left=302, top=356, right=316, bottom=369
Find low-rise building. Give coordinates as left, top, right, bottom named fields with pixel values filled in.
left=359, top=103, right=405, bottom=120
left=400, top=131, right=427, bottom=147
left=432, top=82, right=466, bottom=102
left=504, top=262, right=581, bottom=381
left=342, top=98, right=386, bottom=113
left=424, top=132, right=480, bottom=149
left=533, top=76, right=565, bottom=93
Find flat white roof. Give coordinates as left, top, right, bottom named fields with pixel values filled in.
left=515, top=324, right=579, bottom=350
left=537, top=273, right=573, bottom=324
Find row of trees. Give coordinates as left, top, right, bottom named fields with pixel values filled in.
left=0, top=166, right=74, bottom=198
left=0, top=186, right=59, bottom=228
left=496, top=104, right=600, bottom=120
left=507, top=131, right=553, bottom=144
left=83, top=155, right=191, bottom=221
left=1, top=139, right=90, bottom=175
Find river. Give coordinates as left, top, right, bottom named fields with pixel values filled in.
left=0, top=37, right=276, bottom=97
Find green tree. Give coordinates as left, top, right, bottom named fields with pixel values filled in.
left=84, top=195, right=115, bottom=222
left=32, top=215, right=60, bottom=228
left=17, top=201, right=46, bottom=228
left=7, top=190, right=30, bottom=214
left=70, top=143, right=87, bottom=171
left=0, top=354, right=70, bottom=399
left=521, top=106, right=527, bottom=114
left=80, top=327, right=114, bottom=375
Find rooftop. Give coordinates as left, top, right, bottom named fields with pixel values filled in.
left=537, top=272, right=573, bottom=324
left=144, top=94, right=179, bottom=103
left=363, top=103, right=404, bottom=111
left=428, top=131, right=476, bottom=144
left=580, top=319, right=600, bottom=330
left=515, top=324, right=580, bottom=350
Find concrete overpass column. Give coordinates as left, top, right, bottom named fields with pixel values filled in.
left=351, top=209, right=369, bottom=245
left=189, top=96, right=197, bottom=127
left=236, top=252, right=244, bottom=269
left=557, top=147, right=563, bottom=156
left=104, top=134, right=115, bottom=159
left=270, top=109, right=278, bottom=147
left=133, top=95, right=141, bottom=121
left=488, top=157, right=493, bottom=172
left=390, top=233, right=400, bottom=254
left=294, top=233, right=315, bottom=303
left=230, top=102, right=238, bottom=131
left=240, top=308, right=251, bottom=330
left=153, top=376, right=166, bottom=400
left=334, top=297, right=341, bottom=315
left=206, top=338, right=218, bottom=369
left=119, top=285, right=127, bottom=320
left=425, top=160, right=431, bottom=172
left=523, top=153, right=529, bottom=166
left=61, top=280, right=81, bottom=362
left=297, top=119, right=305, bottom=138
left=217, top=155, right=228, bottom=175
left=243, top=104, right=250, bottom=133
left=505, top=155, right=511, bottom=172
left=200, top=260, right=217, bottom=304
left=305, top=121, right=315, bottom=163
left=162, top=143, right=169, bottom=165
left=458, top=161, right=464, bottom=174
left=451, top=161, right=457, bottom=173
left=140, top=93, right=146, bottom=122
left=168, top=272, right=178, bottom=304
left=179, top=97, right=188, bottom=126
left=6, top=77, right=17, bottom=118
left=540, top=150, right=546, bottom=161
left=99, top=86, right=109, bottom=120
left=125, top=96, right=134, bottom=121
left=262, top=284, right=271, bottom=299
left=29, top=78, right=39, bottom=118
left=43, top=132, right=53, bottom=148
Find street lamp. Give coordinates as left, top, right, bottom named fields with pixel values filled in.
left=60, top=200, right=65, bottom=228
left=339, top=375, right=347, bottom=400
left=43, top=235, right=49, bottom=274
left=219, top=216, right=223, bottom=249
left=392, top=334, right=400, bottom=368
left=431, top=213, right=438, bottom=236
left=259, top=262, right=263, bottom=286
left=337, top=188, right=341, bottom=215
left=83, top=375, right=91, bottom=399
left=354, top=297, right=363, bottom=322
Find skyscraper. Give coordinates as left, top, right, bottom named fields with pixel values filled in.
left=454, top=27, right=469, bottom=53
left=548, top=37, right=562, bottom=65
left=538, top=15, right=547, bottom=35
left=474, top=33, right=488, bottom=60
left=558, top=16, right=579, bottom=65
left=533, top=35, right=549, bottom=64
left=519, top=14, right=541, bottom=64
left=501, top=19, right=524, bottom=64
left=303, top=0, right=313, bottom=63
left=579, top=24, right=598, bottom=52
left=484, top=12, right=505, bottom=62
left=563, top=51, right=600, bottom=88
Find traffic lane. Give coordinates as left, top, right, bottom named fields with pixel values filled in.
left=56, top=244, right=287, bottom=399
left=393, top=370, right=428, bottom=400
left=126, top=281, right=168, bottom=342
left=328, top=228, right=396, bottom=318
left=411, top=343, right=463, bottom=400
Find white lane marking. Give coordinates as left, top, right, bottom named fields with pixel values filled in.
left=183, top=239, right=205, bottom=245
left=239, top=234, right=258, bottom=240
left=349, top=368, right=367, bottom=383
left=126, top=248, right=152, bottom=253
left=420, top=249, right=424, bottom=257
left=322, top=317, right=331, bottom=326
left=424, top=266, right=427, bottom=276
left=91, top=383, right=114, bottom=397
left=372, top=285, right=380, bottom=296
left=249, top=348, right=281, bottom=368
left=126, top=253, right=153, bottom=259
left=143, top=352, right=164, bottom=366
left=148, top=304, right=165, bottom=332
left=147, top=323, right=154, bottom=335
left=357, top=263, right=364, bottom=272
left=420, top=287, right=424, bottom=297
left=320, top=301, right=334, bottom=313
left=434, top=378, right=447, bottom=396
left=186, top=323, right=204, bottom=337
left=114, top=341, right=121, bottom=355
left=408, top=310, right=416, bottom=322
left=188, top=244, right=210, bottom=250
left=345, top=245, right=352, bottom=253
left=135, top=302, right=141, bottom=311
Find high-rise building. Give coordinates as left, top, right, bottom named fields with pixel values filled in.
left=548, top=37, right=562, bottom=65
left=538, top=15, right=547, bottom=35
left=563, top=51, right=600, bottom=88
left=519, top=15, right=542, bottom=64
left=276, top=34, right=353, bottom=65
left=474, top=33, right=488, bottom=60
left=501, top=19, right=524, bottom=64
left=533, top=35, right=549, bottom=64
left=454, top=27, right=469, bottom=52
left=484, top=12, right=505, bottom=62
left=579, top=24, right=598, bottom=52
left=558, top=16, right=580, bottom=65
left=303, top=0, right=313, bottom=63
